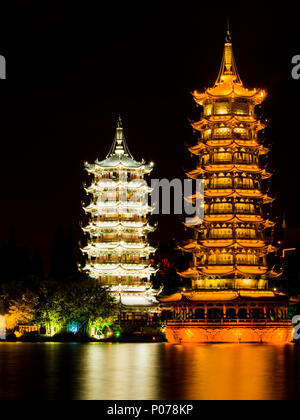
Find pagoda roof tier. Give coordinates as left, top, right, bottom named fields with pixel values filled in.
left=180, top=239, right=268, bottom=251
left=185, top=189, right=269, bottom=203
left=179, top=267, right=281, bottom=279
left=184, top=214, right=272, bottom=229
left=109, top=285, right=156, bottom=293
left=186, top=165, right=272, bottom=179
left=82, top=222, right=155, bottom=232
left=82, top=243, right=156, bottom=253
left=203, top=191, right=273, bottom=203
left=189, top=141, right=269, bottom=155
left=84, top=263, right=156, bottom=271
left=83, top=265, right=156, bottom=277
left=192, top=28, right=265, bottom=105
left=115, top=294, right=158, bottom=308
left=85, top=157, right=153, bottom=173
left=191, top=116, right=266, bottom=132
left=85, top=270, right=155, bottom=278
left=180, top=265, right=268, bottom=276
left=194, top=218, right=275, bottom=230
left=199, top=189, right=266, bottom=199
left=83, top=202, right=155, bottom=214
left=85, top=116, right=153, bottom=173
left=200, top=214, right=265, bottom=223
left=192, top=86, right=265, bottom=105
left=200, top=239, right=267, bottom=248
left=85, top=182, right=152, bottom=193
left=158, top=290, right=288, bottom=304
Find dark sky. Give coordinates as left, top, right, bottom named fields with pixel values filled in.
left=1, top=1, right=300, bottom=272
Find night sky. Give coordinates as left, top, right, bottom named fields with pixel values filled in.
left=1, top=1, right=300, bottom=273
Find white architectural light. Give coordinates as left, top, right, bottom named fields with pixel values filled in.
left=81, top=116, right=158, bottom=318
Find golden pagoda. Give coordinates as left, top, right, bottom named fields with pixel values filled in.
left=159, top=28, right=293, bottom=343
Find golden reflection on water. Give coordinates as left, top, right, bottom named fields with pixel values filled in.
left=78, top=343, right=162, bottom=400
left=77, top=343, right=300, bottom=400
left=161, top=343, right=299, bottom=400
left=1, top=342, right=300, bottom=399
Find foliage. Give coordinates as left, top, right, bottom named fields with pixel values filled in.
left=5, top=291, right=38, bottom=330
left=0, top=228, right=116, bottom=337
left=33, top=276, right=116, bottom=335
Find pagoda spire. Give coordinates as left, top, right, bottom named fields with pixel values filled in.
left=215, top=22, right=242, bottom=86
left=106, top=115, right=134, bottom=159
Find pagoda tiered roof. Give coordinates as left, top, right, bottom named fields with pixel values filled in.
left=85, top=156, right=153, bottom=172
left=115, top=293, right=158, bottom=308
left=193, top=85, right=265, bottom=105
left=83, top=202, right=155, bottom=214
left=180, top=265, right=268, bottom=276
left=188, top=141, right=269, bottom=156
left=85, top=116, right=153, bottom=173
left=180, top=239, right=274, bottom=251
left=82, top=221, right=155, bottom=232
left=192, top=28, right=266, bottom=105
left=191, top=116, right=266, bottom=131
left=82, top=243, right=156, bottom=253
left=158, top=290, right=289, bottom=304
left=186, top=189, right=271, bottom=200
left=187, top=165, right=272, bottom=179
left=84, top=263, right=156, bottom=278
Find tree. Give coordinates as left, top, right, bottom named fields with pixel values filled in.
left=5, top=291, right=38, bottom=331
left=34, top=275, right=116, bottom=336
left=64, top=278, right=115, bottom=328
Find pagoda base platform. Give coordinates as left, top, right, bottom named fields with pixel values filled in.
left=158, top=289, right=293, bottom=343
left=165, top=321, right=293, bottom=343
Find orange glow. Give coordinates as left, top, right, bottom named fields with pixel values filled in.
left=163, top=28, right=287, bottom=346
left=165, top=325, right=292, bottom=344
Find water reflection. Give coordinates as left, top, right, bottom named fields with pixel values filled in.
left=79, top=343, right=161, bottom=399
left=0, top=342, right=300, bottom=399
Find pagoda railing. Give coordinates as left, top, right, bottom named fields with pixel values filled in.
left=167, top=319, right=291, bottom=326
left=204, top=134, right=253, bottom=141
left=210, top=158, right=257, bottom=164
left=118, top=320, right=161, bottom=327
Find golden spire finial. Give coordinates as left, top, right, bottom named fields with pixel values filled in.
left=225, top=17, right=231, bottom=43
left=214, top=21, right=242, bottom=86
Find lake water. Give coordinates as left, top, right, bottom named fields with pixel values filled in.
left=0, top=342, right=300, bottom=400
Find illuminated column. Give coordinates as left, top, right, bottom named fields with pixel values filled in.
left=223, top=304, right=226, bottom=319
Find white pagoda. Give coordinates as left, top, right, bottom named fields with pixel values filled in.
left=81, top=116, right=158, bottom=323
